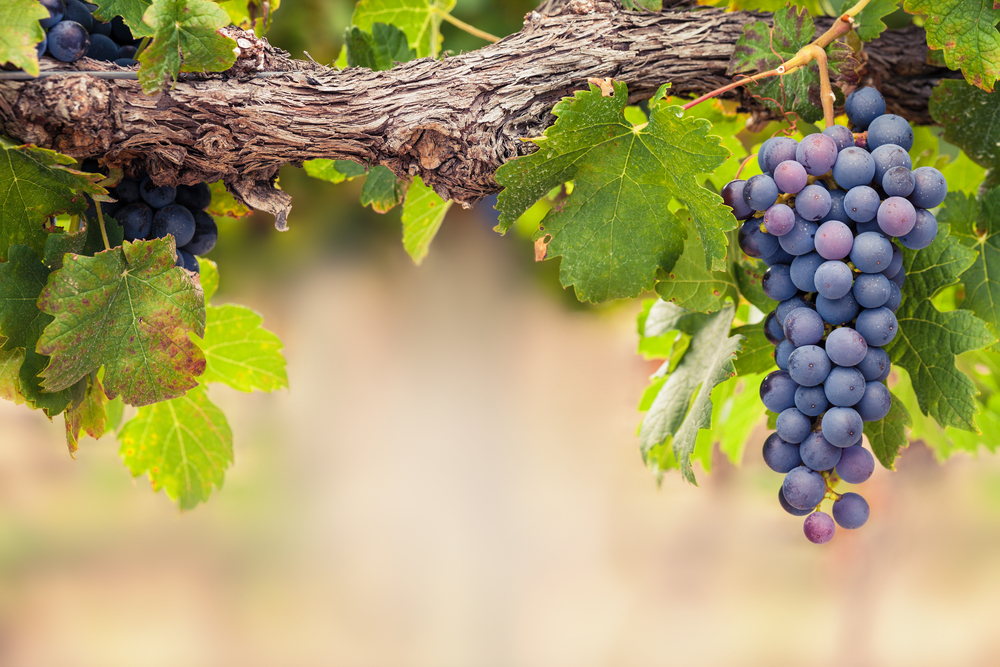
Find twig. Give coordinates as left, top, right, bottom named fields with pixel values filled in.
left=432, top=7, right=501, bottom=43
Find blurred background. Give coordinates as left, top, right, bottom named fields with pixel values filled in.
left=3, top=1, right=1000, bottom=665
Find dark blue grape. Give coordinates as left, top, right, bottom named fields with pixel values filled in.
left=795, top=184, right=832, bottom=221
left=833, top=492, right=869, bottom=528
left=183, top=210, right=218, bottom=256
left=63, top=0, right=92, bottom=31
left=850, top=232, right=893, bottom=273
left=757, top=138, right=775, bottom=173
left=773, top=160, right=808, bottom=194
left=899, top=208, right=938, bottom=250
left=47, top=20, right=90, bottom=62
left=845, top=87, right=886, bottom=130
left=832, top=147, right=876, bottom=189
left=114, top=57, right=138, bottom=67
left=39, top=0, right=66, bottom=29
left=776, top=339, right=795, bottom=370
left=117, top=203, right=152, bottom=241
left=763, top=432, right=804, bottom=473
left=783, top=466, right=827, bottom=510
left=776, top=295, right=815, bottom=324
left=813, top=260, right=854, bottom=300
left=867, top=114, right=914, bottom=151
left=111, top=15, right=133, bottom=43
left=86, top=33, right=118, bottom=61
left=804, top=511, right=836, bottom=544
left=36, top=34, right=48, bottom=58
left=856, top=306, right=897, bottom=346
left=821, top=189, right=848, bottom=223
left=787, top=345, right=831, bottom=387
left=764, top=310, right=786, bottom=345
left=175, top=183, right=213, bottom=211
left=836, top=445, right=875, bottom=484
left=821, top=407, right=863, bottom=447
left=783, top=307, right=825, bottom=347
left=888, top=266, right=905, bottom=289
left=723, top=180, right=755, bottom=221
left=763, top=263, right=798, bottom=302
left=825, top=327, right=868, bottom=367
left=877, top=196, right=917, bottom=237
left=761, top=137, right=799, bottom=174
left=177, top=249, right=200, bottom=273
left=795, top=384, right=829, bottom=417
left=762, top=244, right=797, bottom=266
left=823, top=124, right=855, bottom=151
left=856, top=381, right=891, bottom=421
left=760, top=370, right=798, bottom=413
left=909, top=167, right=948, bottom=209
left=855, top=219, right=881, bottom=235
left=883, top=243, right=903, bottom=279
left=815, top=220, right=854, bottom=260
left=796, top=133, right=839, bottom=176
left=790, top=252, right=824, bottom=292
left=118, top=45, right=138, bottom=59
left=871, top=143, right=912, bottom=183
left=743, top=174, right=780, bottom=211
left=824, top=366, right=867, bottom=407
left=882, top=166, right=915, bottom=197
left=816, top=292, right=860, bottom=326
left=777, top=407, right=813, bottom=444
left=739, top=219, right=779, bottom=258
left=885, top=282, right=902, bottom=313
left=764, top=203, right=796, bottom=236
left=111, top=177, right=141, bottom=204
left=857, top=346, right=890, bottom=382
left=800, top=431, right=843, bottom=471
left=778, top=217, right=818, bottom=256
left=843, top=185, right=880, bottom=223
left=853, top=273, right=891, bottom=309
left=151, top=204, right=197, bottom=247
left=140, top=176, right=177, bottom=209
left=92, top=19, right=112, bottom=37
left=780, top=487, right=814, bottom=516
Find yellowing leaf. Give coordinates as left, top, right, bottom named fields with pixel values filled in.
left=401, top=175, right=451, bottom=265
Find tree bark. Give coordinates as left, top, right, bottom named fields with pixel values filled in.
left=0, top=1, right=952, bottom=226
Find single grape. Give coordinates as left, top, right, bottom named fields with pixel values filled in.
left=816, top=292, right=860, bottom=326
left=883, top=243, right=903, bottom=279
left=780, top=487, right=814, bottom=516
left=783, top=307, right=825, bottom=347
left=850, top=232, right=893, bottom=273
left=856, top=346, right=890, bottom=382
left=909, top=167, right=948, bottom=209
left=63, top=0, right=93, bottom=32
left=776, top=294, right=815, bottom=324
left=175, top=183, right=213, bottom=211
left=804, top=511, right=836, bottom=544
left=757, top=138, right=775, bottom=173
left=764, top=203, right=796, bottom=236
left=776, top=339, right=795, bottom=370
left=761, top=137, right=800, bottom=174
left=885, top=282, right=902, bottom=313
left=899, top=208, right=938, bottom=250
left=107, top=177, right=139, bottom=205
left=763, top=263, right=798, bottom=302
left=832, top=492, right=870, bottom=529
left=140, top=176, right=177, bottom=209
left=117, top=203, right=152, bottom=242
left=843, top=185, right=880, bottom=222
left=778, top=217, right=818, bottom=256
left=773, top=160, right=808, bottom=194
left=86, top=33, right=119, bottom=62
left=777, top=407, right=812, bottom=444
left=800, top=431, right=843, bottom=471
left=722, top=180, right=754, bottom=220
left=787, top=345, right=832, bottom=387
left=796, top=133, right=839, bottom=176
left=836, top=445, right=875, bottom=484
left=856, top=306, right=898, bottom=347
left=824, top=366, right=867, bottom=407
left=743, top=174, right=780, bottom=211
left=832, top=147, right=876, bottom=189
left=877, top=197, right=917, bottom=237
left=760, top=370, right=799, bottom=413
left=882, top=166, right=915, bottom=197
left=114, top=57, right=138, bottom=67
left=867, top=114, right=914, bottom=151
left=764, top=310, right=786, bottom=345
left=814, top=220, right=854, bottom=260
left=762, top=244, right=797, bottom=266
left=47, top=20, right=90, bottom=62
left=119, top=45, right=139, bottom=59
left=151, top=204, right=197, bottom=247
left=794, top=384, right=829, bottom=417
left=825, top=327, right=868, bottom=367
left=789, top=252, right=825, bottom=293
left=821, top=407, right=863, bottom=447
left=177, top=249, right=200, bottom=273
left=813, top=260, right=854, bottom=300
left=795, top=184, right=832, bottom=221
left=821, top=189, right=848, bottom=224
left=39, top=0, right=66, bottom=29
left=111, top=15, right=134, bottom=43
left=783, top=466, right=827, bottom=510
left=183, top=210, right=218, bottom=256
left=845, top=87, right=886, bottom=130
left=763, top=432, right=804, bottom=473
left=823, top=124, right=855, bottom=151
left=739, top=219, right=779, bottom=258
left=855, top=380, right=891, bottom=421
left=853, top=273, right=891, bottom=309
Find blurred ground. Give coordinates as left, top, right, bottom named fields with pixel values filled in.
left=2, top=206, right=1000, bottom=667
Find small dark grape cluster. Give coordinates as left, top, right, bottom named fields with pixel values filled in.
left=37, top=0, right=141, bottom=66
left=722, top=87, right=947, bottom=544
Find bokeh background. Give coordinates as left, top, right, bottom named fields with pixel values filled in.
left=3, top=1, right=1000, bottom=665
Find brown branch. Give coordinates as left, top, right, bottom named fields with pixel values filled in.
left=0, top=4, right=953, bottom=228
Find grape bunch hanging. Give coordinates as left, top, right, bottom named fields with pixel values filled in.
left=722, top=87, right=947, bottom=544
left=37, top=0, right=141, bottom=66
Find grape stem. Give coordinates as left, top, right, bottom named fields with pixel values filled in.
left=94, top=201, right=111, bottom=252
left=432, top=8, right=501, bottom=43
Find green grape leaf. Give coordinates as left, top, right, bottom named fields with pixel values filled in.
left=92, top=0, right=154, bottom=36
left=886, top=222, right=995, bottom=430
left=137, top=0, right=238, bottom=95
left=638, top=303, right=743, bottom=484
left=0, top=347, right=26, bottom=405
left=830, top=0, right=899, bottom=41
left=360, top=165, right=406, bottom=213
left=346, top=22, right=415, bottom=70
left=20, top=316, right=76, bottom=417
left=303, top=159, right=367, bottom=184
left=219, top=0, right=280, bottom=34
left=654, top=209, right=738, bottom=312
left=119, top=384, right=232, bottom=510
left=938, top=151, right=988, bottom=197
left=36, top=238, right=207, bottom=406
left=864, top=390, right=911, bottom=469
left=940, top=187, right=1000, bottom=351
left=192, top=303, right=287, bottom=392
left=0, top=141, right=104, bottom=261
left=199, top=258, right=219, bottom=302
left=734, top=256, right=777, bottom=313
left=929, top=81, right=1000, bottom=175
left=207, top=181, right=252, bottom=219
left=351, top=0, right=456, bottom=59
left=64, top=373, right=109, bottom=454
left=496, top=81, right=733, bottom=303
left=728, top=7, right=855, bottom=123
left=0, top=244, right=51, bottom=351
left=401, top=175, right=451, bottom=265
left=43, top=229, right=88, bottom=271
left=732, top=322, right=775, bottom=375
left=903, top=0, right=1000, bottom=91
left=0, top=0, right=47, bottom=77
left=695, top=371, right=767, bottom=468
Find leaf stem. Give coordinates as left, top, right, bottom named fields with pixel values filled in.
left=134, top=36, right=151, bottom=58
left=681, top=68, right=781, bottom=110
left=432, top=7, right=501, bottom=44
left=95, top=201, right=111, bottom=251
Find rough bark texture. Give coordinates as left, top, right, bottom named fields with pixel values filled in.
left=0, top=1, right=953, bottom=226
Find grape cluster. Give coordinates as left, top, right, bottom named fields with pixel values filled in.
left=36, top=0, right=140, bottom=66
left=722, top=87, right=947, bottom=544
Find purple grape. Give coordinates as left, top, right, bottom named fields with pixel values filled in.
left=764, top=203, right=796, bottom=236
left=804, top=511, right=836, bottom=544
left=889, top=266, right=905, bottom=289
left=871, top=144, right=912, bottom=183
left=778, top=217, right=818, bottom=256
left=883, top=243, right=904, bottom=278
left=823, top=124, right=855, bottom=151
left=795, top=384, right=829, bottom=417
left=855, top=306, right=898, bottom=347
left=800, top=431, right=843, bottom=471
left=764, top=310, right=786, bottom=344
left=780, top=487, right=814, bottom=516
left=832, top=147, right=876, bottom=189
left=877, top=197, right=917, bottom=237
left=899, top=208, right=938, bottom=250
left=832, top=492, right=870, bottom=529
left=777, top=407, right=812, bottom=444
left=47, top=20, right=90, bottom=62
left=796, top=184, right=833, bottom=221
left=761, top=137, right=799, bottom=174
left=882, top=166, right=915, bottom=197
left=783, top=307, right=825, bottom=347
left=117, top=203, right=152, bottom=242
left=821, top=407, right=863, bottom=447
left=868, top=114, right=914, bottom=151
left=843, top=185, right=880, bottom=222
left=762, top=244, right=797, bottom=266
left=776, top=339, right=795, bottom=369
left=790, top=252, right=825, bottom=292
left=857, top=347, right=890, bottom=382
left=773, top=160, right=808, bottom=194
left=814, top=220, right=854, bottom=260
left=821, top=189, right=848, bottom=223
left=825, top=327, right=868, bottom=367
left=743, top=174, right=780, bottom=211
left=855, top=380, right=892, bottom=421
left=787, top=345, right=831, bottom=387
left=763, top=432, right=804, bottom=473
left=739, top=218, right=779, bottom=258
left=783, top=466, right=827, bottom=510
left=853, top=273, right=891, bottom=309
left=776, top=294, right=815, bottom=323
left=39, top=0, right=66, bottom=29
left=796, top=133, right=839, bottom=176
left=151, top=205, right=197, bottom=247
left=885, top=282, right=902, bottom=312
left=140, top=176, right=177, bottom=209
left=760, top=370, right=798, bottom=413
left=855, top=219, right=881, bottom=235
left=722, top=180, right=754, bottom=220
left=86, top=33, right=119, bottom=62
left=182, top=210, right=218, bottom=256
left=845, top=87, right=886, bottom=130
left=836, top=445, right=875, bottom=484
left=763, top=263, right=798, bottom=302
left=909, top=167, right=948, bottom=209
left=850, top=232, right=893, bottom=273
left=177, top=249, right=200, bottom=273
left=813, top=260, right=854, bottom=299
left=824, top=366, right=867, bottom=407
left=816, top=292, right=860, bottom=326
left=63, top=0, right=92, bottom=31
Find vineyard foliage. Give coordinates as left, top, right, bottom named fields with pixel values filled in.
left=1, top=0, right=1000, bottom=506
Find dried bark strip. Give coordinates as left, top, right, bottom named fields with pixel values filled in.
left=0, top=2, right=951, bottom=225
